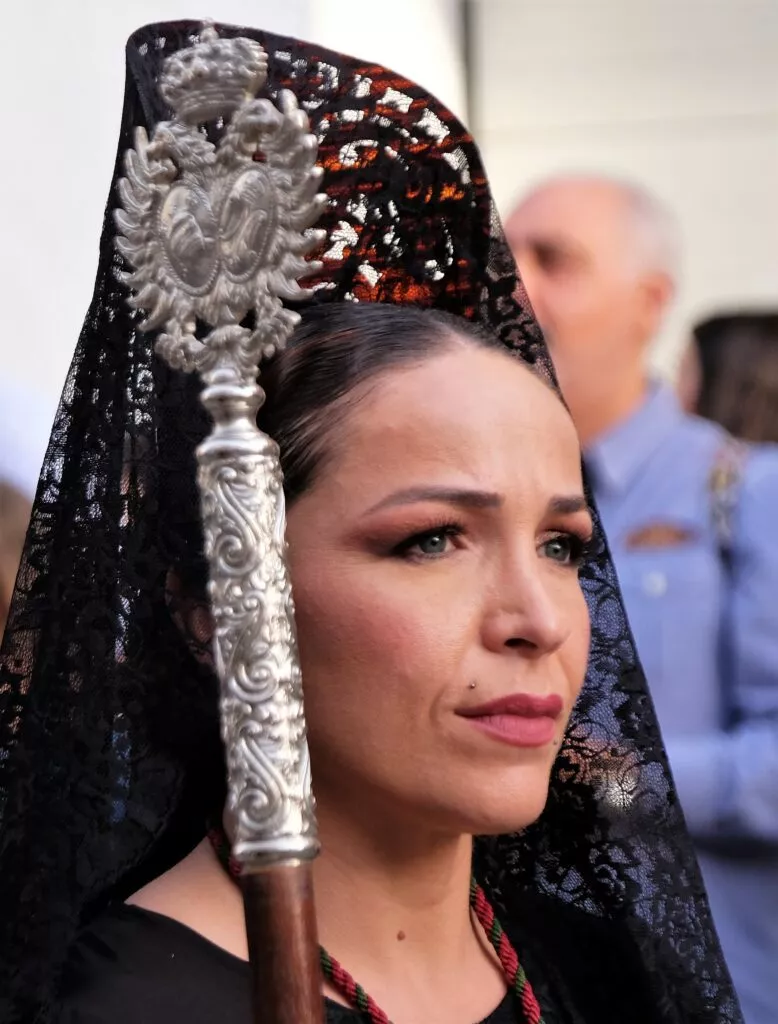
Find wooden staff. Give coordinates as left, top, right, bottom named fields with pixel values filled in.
left=115, top=22, right=326, bottom=1024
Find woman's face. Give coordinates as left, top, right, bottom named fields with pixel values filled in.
left=286, top=341, right=592, bottom=836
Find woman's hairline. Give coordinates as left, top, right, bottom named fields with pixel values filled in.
left=282, top=324, right=556, bottom=506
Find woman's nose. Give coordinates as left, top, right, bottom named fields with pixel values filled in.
left=480, top=562, right=570, bottom=657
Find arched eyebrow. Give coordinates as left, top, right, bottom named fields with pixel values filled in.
left=546, top=495, right=589, bottom=516
left=364, top=488, right=590, bottom=519
left=364, top=487, right=502, bottom=515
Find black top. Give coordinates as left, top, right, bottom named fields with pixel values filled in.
left=58, top=905, right=517, bottom=1023
left=58, top=893, right=665, bottom=1024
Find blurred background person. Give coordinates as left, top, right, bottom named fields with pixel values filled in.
left=679, top=312, right=778, bottom=441
left=0, top=481, right=31, bottom=642
left=506, top=175, right=778, bottom=1024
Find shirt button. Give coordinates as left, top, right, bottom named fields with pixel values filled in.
left=643, top=571, right=668, bottom=597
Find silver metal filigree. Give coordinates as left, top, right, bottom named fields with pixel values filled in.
left=114, top=23, right=327, bottom=866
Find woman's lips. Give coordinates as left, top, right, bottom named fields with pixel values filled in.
left=456, top=693, right=563, bottom=749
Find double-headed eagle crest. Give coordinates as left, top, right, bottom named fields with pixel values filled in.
left=114, top=25, right=327, bottom=864
left=115, top=24, right=326, bottom=379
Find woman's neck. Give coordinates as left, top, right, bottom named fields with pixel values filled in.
left=129, top=799, right=506, bottom=1023
left=311, top=794, right=505, bottom=1021
left=316, top=799, right=473, bottom=956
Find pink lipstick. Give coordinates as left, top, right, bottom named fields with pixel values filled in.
left=456, top=693, right=563, bottom=749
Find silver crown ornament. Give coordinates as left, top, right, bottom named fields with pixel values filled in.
left=115, top=22, right=327, bottom=867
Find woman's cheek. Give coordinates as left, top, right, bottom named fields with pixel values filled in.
left=293, top=561, right=473, bottom=720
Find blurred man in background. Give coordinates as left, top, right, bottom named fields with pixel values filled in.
left=506, top=176, right=778, bottom=1024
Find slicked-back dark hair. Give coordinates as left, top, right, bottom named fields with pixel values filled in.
left=259, top=302, right=519, bottom=502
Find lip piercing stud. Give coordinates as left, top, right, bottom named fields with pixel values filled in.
left=468, top=681, right=477, bottom=690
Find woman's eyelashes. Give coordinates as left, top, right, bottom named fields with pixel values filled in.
left=540, top=531, right=594, bottom=569
left=389, top=521, right=594, bottom=569
left=392, top=523, right=465, bottom=562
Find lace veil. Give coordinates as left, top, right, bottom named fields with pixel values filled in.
left=0, top=21, right=740, bottom=1024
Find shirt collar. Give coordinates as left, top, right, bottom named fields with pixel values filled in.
left=585, top=384, right=682, bottom=496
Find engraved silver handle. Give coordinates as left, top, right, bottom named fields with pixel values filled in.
left=199, top=380, right=317, bottom=863
left=115, top=24, right=326, bottom=868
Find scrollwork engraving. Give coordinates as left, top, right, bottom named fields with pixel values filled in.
left=115, top=23, right=326, bottom=866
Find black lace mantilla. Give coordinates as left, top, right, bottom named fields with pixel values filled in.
left=0, top=20, right=740, bottom=1024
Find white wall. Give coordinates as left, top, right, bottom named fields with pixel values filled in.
left=0, top=0, right=464, bottom=419
left=472, top=0, right=778, bottom=374
left=6, top=0, right=769, bottom=418
left=309, top=0, right=467, bottom=122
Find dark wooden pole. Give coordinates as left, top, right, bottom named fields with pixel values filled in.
left=243, top=861, right=324, bottom=1024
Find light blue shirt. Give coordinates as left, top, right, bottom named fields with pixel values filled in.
left=587, top=385, right=778, bottom=1024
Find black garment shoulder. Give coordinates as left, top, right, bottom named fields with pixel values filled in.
left=59, top=891, right=667, bottom=1023
left=58, top=904, right=517, bottom=1023
left=505, top=887, right=667, bottom=1024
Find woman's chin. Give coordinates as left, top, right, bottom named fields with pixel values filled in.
left=442, top=775, right=553, bottom=838
left=466, top=801, right=549, bottom=838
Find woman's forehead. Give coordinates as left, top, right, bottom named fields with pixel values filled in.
left=324, top=346, right=581, bottom=495
left=356, top=346, right=572, bottom=440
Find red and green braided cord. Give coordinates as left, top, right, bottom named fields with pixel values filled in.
left=319, top=878, right=544, bottom=1024
left=209, top=828, right=543, bottom=1023
left=470, top=878, right=543, bottom=1024
left=320, top=947, right=392, bottom=1024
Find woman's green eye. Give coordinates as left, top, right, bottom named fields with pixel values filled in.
left=395, top=526, right=461, bottom=560
left=543, top=536, right=574, bottom=564
left=416, top=532, right=449, bottom=555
